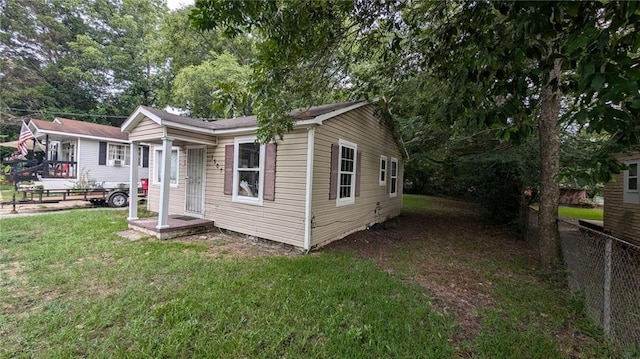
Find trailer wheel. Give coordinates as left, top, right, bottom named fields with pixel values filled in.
left=108, top=192, right=128, bottom=207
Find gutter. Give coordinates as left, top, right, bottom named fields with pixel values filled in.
left=303, top=126, right=316, bottom=252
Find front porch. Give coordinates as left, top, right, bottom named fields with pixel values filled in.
left=128, top=215, right=215, bottom=240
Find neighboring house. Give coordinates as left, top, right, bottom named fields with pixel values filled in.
left=25, top=117, right=150, bottom=190
left=603, top=153, right=640, bottom=243
left=559, top=187, right=587, bottom=205
left=122, top=101, right=404, bottom=250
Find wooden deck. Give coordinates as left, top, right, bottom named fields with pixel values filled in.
left=127, top=215, right=215, bottom=239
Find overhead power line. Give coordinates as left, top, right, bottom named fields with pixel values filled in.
left=6, top=107, right=129, bottom=119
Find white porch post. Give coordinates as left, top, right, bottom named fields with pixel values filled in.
left=157, top=137, right=173, bottom=229
left=303, top=126, right=315, bottom=252
left=128, top=141, right=139, bottom=221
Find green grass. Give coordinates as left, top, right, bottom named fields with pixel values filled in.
left=0, top=209, right=454, bottom=358
left=0, top=198, right=616, bottom=358
left=558, top=206, right=603, bottom=221
left=0, top=183, right=17, bottom=201
left=530, top=204, right=604, bottom=221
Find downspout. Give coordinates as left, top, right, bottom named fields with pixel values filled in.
left=303, top=126, right=316, bottom=252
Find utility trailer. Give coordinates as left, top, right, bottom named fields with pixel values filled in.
left=2, top=186, right=141, bottom=208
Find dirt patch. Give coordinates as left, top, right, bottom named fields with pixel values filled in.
left=325, top=197, right=535, bottom=342
left=162, top=231, right=302, bottom=258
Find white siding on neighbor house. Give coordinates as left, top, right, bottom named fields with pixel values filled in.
left=129, top=117, right=164, bottom=142
left=311, top=105, right=403, bottom=247
left=604, top=154, right=640, bottom=244
left=77, top=138, right=149, bottom=187
left=204, top=130, right=309, bottom=247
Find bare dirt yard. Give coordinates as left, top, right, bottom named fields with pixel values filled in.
left=324, top=196, right=604, bottom=356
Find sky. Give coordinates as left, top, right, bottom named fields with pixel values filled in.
left=166, top=0, right=194, bottom=11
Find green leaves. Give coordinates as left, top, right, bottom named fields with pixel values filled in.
left=171, top=52, right=253, bottom=119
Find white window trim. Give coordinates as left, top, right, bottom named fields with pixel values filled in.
left=232, top=136, right=265, bottom=206
left=152, top=146, right=180, bottom=188
left=390, top=157, right=398, bottom=198
left=379, top=155, right=387, bottom=186
left=336, top=139, right=357, bottom=207
left=623, top=160, right=640, bottom=204
left=107, top=142, right=130, bottom=166
left=136, top=146, right=144, bottom=167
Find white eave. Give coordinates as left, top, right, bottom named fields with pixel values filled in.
left=293, top=101, right=368, bottom=127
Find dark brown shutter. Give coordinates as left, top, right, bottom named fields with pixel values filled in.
left=224, top=144, right=234, bottom=195
left=98, top=142, right=107, bottom=165
left=355, top=150, right=362, bottom=197
left=263, top=143, right=277, bottom=201
left=142, top=146, right=149, bottom=168
left=329, top=143, right=339, bottom=200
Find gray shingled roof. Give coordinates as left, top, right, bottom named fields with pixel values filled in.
left=31, top=118, right=128, bottom=141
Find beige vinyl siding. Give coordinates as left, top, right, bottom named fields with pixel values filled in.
left=166, top=127, right=214, bottom=144
left=604, top=154, right=640, bottom=244
left=311, top=105, right=403, bottom=247
left=204, top=130, right=308, bottom=247
left=128, top=117, right=164, bottom=142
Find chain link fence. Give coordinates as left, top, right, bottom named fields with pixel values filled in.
left=527, top=209, right=640, bottom=349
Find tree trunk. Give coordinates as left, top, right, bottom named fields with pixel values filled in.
left=537, top=58, right=562, bottom=268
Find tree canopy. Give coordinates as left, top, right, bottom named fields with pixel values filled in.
left=191, top=0, right=640, bottom=267
left=1, top=0, right=638, bottom=267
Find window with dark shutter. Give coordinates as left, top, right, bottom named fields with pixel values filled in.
left=224, top=144, right=234, bottom=195
left=335, top=140, right=357, bottom=206
left=329, top=143, right=339, bottom=200
left=263, top=143, right=277, bottom=201
left=98, top=141, right=107, bottom=165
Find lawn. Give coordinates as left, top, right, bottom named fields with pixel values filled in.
left=0, top=183, right=17, bottom=202
left=529, top=204, right=604, bottom=221
left=558, top=205, right=603, bottom=221
left=0, top=197, right=617, bottom=358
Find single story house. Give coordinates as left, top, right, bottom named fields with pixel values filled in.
left=604, top=153, right=640, bottom=243
left=122, top=101, right=404, bottom=250
left=25, top=117, right=150, bottom=190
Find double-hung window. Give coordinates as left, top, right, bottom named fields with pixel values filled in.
left=379, top=155, right=387, bottom=186
left=337, top=140, right=357, bottom=206
left=624, top=161, right=639, bottom=204
left=233, top=137, right=265, bottom=205
left=154, top=147, right=179, bottom=186
left=108, top=143, right=129, bottom=166
left=389, top=157, right=398, bottom=197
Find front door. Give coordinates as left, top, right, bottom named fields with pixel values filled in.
left=185, top=147, right=205, bottom=215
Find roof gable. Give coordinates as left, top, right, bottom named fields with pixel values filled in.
left=122, top=101, right=367, bottom=134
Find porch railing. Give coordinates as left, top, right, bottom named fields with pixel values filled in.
left=41, top=160, right=77, bottom=179
left=7, top=160, right=78, bottom=182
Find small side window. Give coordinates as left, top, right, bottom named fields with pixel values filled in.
left=389, top=157, right=398, bottom=198
left=379, top=155, right=387, bottom=186
left=623, top=161, right=640, bottom=204
left=153, top=147, right=179, bottom=186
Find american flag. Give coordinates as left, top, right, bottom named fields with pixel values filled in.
left=17, top=121, right=34, bottom=156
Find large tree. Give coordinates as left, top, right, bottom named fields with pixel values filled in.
left=191, top=0, right=640, bottom=268
left=0, top=0, right=98, bottom=124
